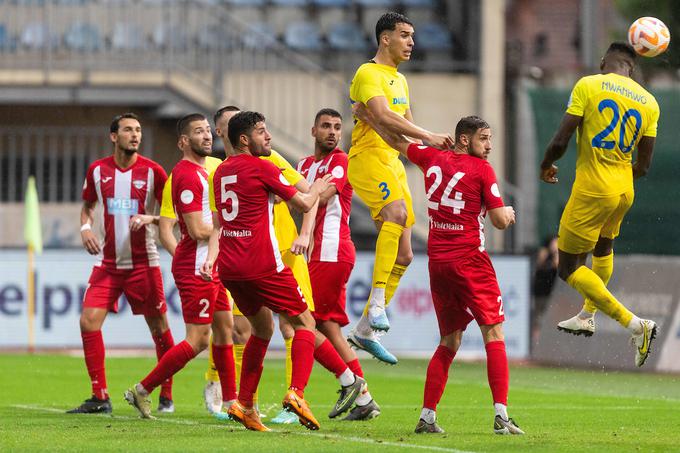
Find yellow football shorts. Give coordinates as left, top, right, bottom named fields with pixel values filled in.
left=348, top=150, right=415, bottom=227
left=558, top=189, right=634, bottom=255
left=231, top=248, right=315, bottom=316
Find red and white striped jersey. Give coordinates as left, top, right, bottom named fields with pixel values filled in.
left=297, top=148, right=355, bottom=264
left=82, top=155, right=167, bottom=269
left=211, top=154, right=298, bottom=280
left=406, top=143, right=505, bottom=262
left=170, top=159, right=213, bottom=277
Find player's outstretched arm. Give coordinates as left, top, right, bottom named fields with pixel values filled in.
left=633, top=136, right=656, bottom=179
left=488, top=206, right=516, bottom=230
left=353, top=102, right=411, bottom=156
left=182, top=211, right=213, bottom=241
left=540, top=113, right=582, bottom=183
left=289, top=174, right=332, bottom=213
left=80, top=200, right=100, bottom=255
left=364, top=97, right=453, bottom=149
left=158, top=217, right=178, bottom=256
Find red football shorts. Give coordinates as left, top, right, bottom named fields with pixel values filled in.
left=83, top=266, right=167, bottom=316
left=428, top=250, right=505, bottom=336
left=222, top=267, right=309, bottom=318
left=308, top=261, right=353, bottom=326
left=174, top=273, right=231, bottom=324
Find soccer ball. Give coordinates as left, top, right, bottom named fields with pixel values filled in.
left=628, top=17, right=670, bottom=57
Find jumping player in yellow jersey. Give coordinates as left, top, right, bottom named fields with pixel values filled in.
left=347, top=12, right=454, bottom=364
left=540, top=42, right=660, bottom=367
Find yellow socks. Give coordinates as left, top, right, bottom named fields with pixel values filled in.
left=385, top=263, right=408, bottom=307
left=567, top=265, right=633, bottom=327
left=583, top=253, right=614, bottom=314
left=363, top=221, right=404, bottom=315
left=205, top=335, right=220, bottom=383
left=285, top=337, right=293, bottom=388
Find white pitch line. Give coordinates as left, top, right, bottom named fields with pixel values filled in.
left=11, top=404, right=477, bottom=453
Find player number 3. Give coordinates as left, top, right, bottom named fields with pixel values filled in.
left=220, top=175, right=239, bottom=221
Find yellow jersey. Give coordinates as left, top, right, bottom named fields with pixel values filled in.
left=161, top=156, right=223, bottom=219
left=566, top=72, right=659, bottom=197
left=260, top=150, right=303, bottom=251
left=349, top=61, right=410, bottom=159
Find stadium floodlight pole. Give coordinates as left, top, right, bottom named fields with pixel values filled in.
left=24, top=176, right=43, bottom=354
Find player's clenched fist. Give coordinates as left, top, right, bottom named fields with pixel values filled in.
left=505, top=206, right=516, bottom=225
left=540, top=163, right=559, bottom=184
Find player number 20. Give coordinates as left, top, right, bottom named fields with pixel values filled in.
left=220, top=175, right=239, bottom=221
left=425, top=167, right=466, bottom=214
left=591, top=98, right=642, bottom=153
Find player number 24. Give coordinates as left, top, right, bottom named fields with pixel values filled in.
left=591, top=98, right=642, bottom=153
left=425, top=167, right=466, bottom=214
left=220, top=175, right=238, bottom=221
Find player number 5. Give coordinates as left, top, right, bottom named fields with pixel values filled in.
left=220, top=175, right=239, bottom=221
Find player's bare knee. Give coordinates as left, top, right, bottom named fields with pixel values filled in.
left=396, top=250, right=413, bottom=266
left=558, top=263, right=576, bottom=282
left=145, top=315, right=168, bottom=337
left=381, top=201, right=408, bottom=226
left=79, top=309, right=104, bottom=332
left=440, top=331, right=462, bottom=352
left=594, top=237, right=614, bottom=256
left=481, top=323, right=505, bottom=344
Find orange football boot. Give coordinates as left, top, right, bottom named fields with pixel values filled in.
left=282, top=390, right=320, bottom=431
left=227, top=401, right=270, bottom=432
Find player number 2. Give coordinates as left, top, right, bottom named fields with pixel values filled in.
left=497, top=296, right=504, bottom=316
left=198, top=299, right=210, bottom=318
left=425, top=166, right=466, bottom=214
left=590, top=99, right=642, bottom=153
left=220, top=175, right=239, bottom=221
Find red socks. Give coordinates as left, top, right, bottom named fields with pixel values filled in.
left=239, top=335, right=270, bottom=407
left=485, top=340, right=509, bottom=405
left=313, top=339, right=349, bottom=378
left=423, top=345, right=456, bottom=410
left=141, top=341, right=196, bottom=393
left=152, top=329, right=175, bottom=400
left=212, top=343, right=237, bottom=402
left=346, top=358, right=364, bottom=378
left=290, top=329, right=315, bottom=396
left=81, top=330, right=108, bottom=400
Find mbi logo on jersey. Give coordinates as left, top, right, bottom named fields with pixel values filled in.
left=392, top=97, right=408, bottom=105
left=106, top=198, right=139, bottom=215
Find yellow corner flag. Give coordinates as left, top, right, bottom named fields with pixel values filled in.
left=24, top=176, right=43, bottom=254
left=24, top=176, right=42, bottom=353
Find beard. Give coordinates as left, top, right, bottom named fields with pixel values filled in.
left=122, top=147, right=138, bottom=156
left=316, top=138, right=336, bottom=153
left=191, top=143, right=212, bottom=157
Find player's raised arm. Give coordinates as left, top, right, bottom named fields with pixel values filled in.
left=80, top=200, right=100, bottom=255
left=633, top=136, right=656, bottom=179
left=353, top=101, right=412, bottom=156
left=289, top=174, right=333, bottom=213
left=540, top=113, right=582, bottom=184
left=364, top=96, right=452, bottom=149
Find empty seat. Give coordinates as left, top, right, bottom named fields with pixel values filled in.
left=111, top=22, right=146, bottom=50
left=354, top=0, right=393, bottom=6
left=242, top=22, right=278, bottom=50
left=64, top=22, right=103, bottom=51
left=327, top=21, right=367, bottom=51
left=311, top=0, right=350, bottom=6
left=284, top=21, right=322, bottom=51
left=20, top=22, right=56, bottom=50
left=415, top=21, right=452, bottom=51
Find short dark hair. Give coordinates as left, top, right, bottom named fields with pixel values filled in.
left=455, top=116, right=490, bottom=142
left=214, top=105, right=241, bottom=126
left=228, top=111, right=265, bottom=149
left=605, top=41, right=637, bottom=64
left=314, top=108, right=342, bottom=125
left=110, top=113, right=140, bottom=134
left=177, top=113, right=207, bottom=137
left=375, top=12, right=413, bottom=45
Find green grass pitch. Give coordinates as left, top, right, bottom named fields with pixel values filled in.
left=0, top=353, right=678, bottom=452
